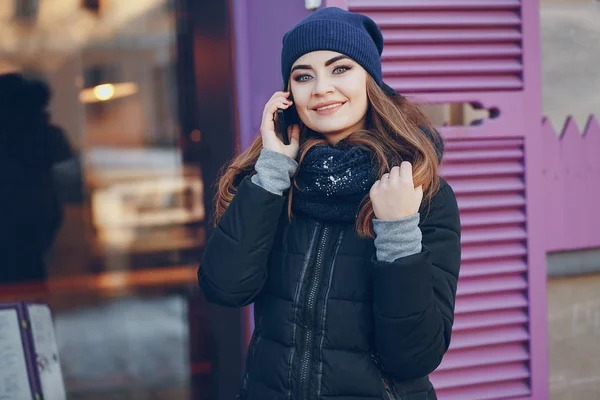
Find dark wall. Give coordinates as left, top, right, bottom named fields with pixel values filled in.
left=176, top=0, right=243, bottom=399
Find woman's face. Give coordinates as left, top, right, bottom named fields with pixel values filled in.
left=289, top=50, right=369, bottom=144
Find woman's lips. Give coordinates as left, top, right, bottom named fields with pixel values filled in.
left=313, top=102, right=345, bottom=115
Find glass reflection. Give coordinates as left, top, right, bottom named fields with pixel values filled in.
left=0, top=0, right=213, bottom=399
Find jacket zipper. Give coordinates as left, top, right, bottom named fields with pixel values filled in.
left=371, top=353, right=398, bottom=400
left=299, top=225, right=330, bottom=400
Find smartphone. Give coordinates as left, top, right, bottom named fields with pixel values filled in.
left=276, top=104, right=299, bottom=145
left=276, top=109, right=290, bottom=145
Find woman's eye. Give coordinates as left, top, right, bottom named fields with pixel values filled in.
left=333, top=66, right=351, bottom=74
left=294, top=74, right=312, bottom=82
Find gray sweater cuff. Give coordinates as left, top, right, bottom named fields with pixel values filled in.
left=373, top=213, right=422, bottom=262
left=250, top=149, right=298, bottom=195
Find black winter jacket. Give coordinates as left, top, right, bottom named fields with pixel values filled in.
left=198, top=175, right=461, bottom=400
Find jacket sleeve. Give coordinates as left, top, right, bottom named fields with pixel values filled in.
left=198, top=176, right=286, bottom=307
left=371, top=178, right=461, bottom=380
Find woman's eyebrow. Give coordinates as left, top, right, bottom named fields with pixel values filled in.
left=325, top=55, right=349, bottom=66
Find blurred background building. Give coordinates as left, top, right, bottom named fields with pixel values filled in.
left=0, top=0, right=598, bottom=399
left=541, top=1, right=600, bottom=399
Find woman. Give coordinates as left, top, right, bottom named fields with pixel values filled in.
left=198, top=7, right=461, bottom=400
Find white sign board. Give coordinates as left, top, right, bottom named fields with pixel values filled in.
left=27, top=305, right=67, bottom=400
left=0, top=309, right=33, bottom=400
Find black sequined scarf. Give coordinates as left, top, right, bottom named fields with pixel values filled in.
left=292, top=143, right=379, bottom=223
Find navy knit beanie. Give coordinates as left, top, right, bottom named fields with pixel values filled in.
left=281, top=7, right=384, bottom=88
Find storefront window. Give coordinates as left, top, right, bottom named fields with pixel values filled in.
left=0, top=1, right=222, bottom=398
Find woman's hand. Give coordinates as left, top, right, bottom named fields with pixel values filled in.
left=260, top=91, right=301, bottom=159
left=370, top=162, right=423, bottom=221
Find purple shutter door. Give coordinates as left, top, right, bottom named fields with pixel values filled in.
left=327, top=1, right=548, bottom=399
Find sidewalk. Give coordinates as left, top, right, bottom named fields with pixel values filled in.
left=548, top=273, right=600, bottom=399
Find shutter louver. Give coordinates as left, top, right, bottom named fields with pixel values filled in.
left=432, top=137, right=530, bottom=399
left=348, top=0, right=523, bottom=93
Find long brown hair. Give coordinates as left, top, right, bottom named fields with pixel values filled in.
left=213, top=76, right=441, bottom=238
